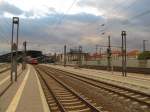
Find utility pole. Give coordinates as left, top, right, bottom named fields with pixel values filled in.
left=22, top=41, right=27, bottom=70
left=143, top=40, right=148, bottom=52
left=78, top=46, right=82, bottom=67
left=54, top=53, right=56, bottom=64
left=95, top=44, right=98, bottom=60
left=107, top=35, right=111, bottom=71
left=64, top=45, right=67, bottom=67
left=45, top=56, right=46, bottom=64
left=11, top=17, right=19, bottom=82
left=121, top=31, right=127, bottom=77
left=99, top=48, right=102, bottom=64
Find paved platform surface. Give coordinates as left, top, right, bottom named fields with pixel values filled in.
left=45, top=64, right=150, bottom=94
left=0, top=64, right=49, bottom=112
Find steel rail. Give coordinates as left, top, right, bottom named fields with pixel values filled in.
left=40, top=65, right=150, bottom=107
left=37, top=66, right=101, bottom=112
left=36, top=68, right=66, bottom=112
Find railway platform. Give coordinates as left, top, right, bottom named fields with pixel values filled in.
left=45, top=64, right=150, bottom=95
left=0, top=64, right=49, bottom=112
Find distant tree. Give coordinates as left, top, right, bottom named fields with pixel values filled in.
left=138, top=51, right=150, bottom=60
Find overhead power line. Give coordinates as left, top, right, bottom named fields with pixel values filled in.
left=57, top=0, right=78, bottom=25
left=131, top=9, right=150, bottom=19
left=32, top=0, right=78, bottom=42
left=123, top=9, right=150, bottom=26
left=83, top=0, right=139, bottom=37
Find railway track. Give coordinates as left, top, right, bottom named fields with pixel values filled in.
left=0, top=68, right=24, bottom=98
left=38, top=65, right=150, bottom=109
left=0, top=68, right=10, bottom=74
left=0, top=82, right=12, bottom=97
left=36, top=67, right=103, bottom=112
left=0, top=64, right=10, bottom=73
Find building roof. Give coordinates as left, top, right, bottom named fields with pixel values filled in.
left=127, top=50, right=140, bottom=56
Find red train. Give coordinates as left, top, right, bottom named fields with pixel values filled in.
left=29, top=58, right=38, bottom=65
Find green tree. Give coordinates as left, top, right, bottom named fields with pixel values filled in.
left=138, top=51, right=150, bottom=60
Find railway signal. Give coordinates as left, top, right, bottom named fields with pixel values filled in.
left=11, top=17, right=19, bottom=82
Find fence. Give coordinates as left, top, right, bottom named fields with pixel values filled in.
left=62, top=59, right=150, bottom=68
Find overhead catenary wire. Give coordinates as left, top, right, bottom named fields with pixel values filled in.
left=57, top=0, right=78, bottom=25
left=122, top=9, right=150, bottom=26
left=18, top=0, right=78, bottom=46
left=103, top=0, right=150, bottom=27
left=82, top=0, right=138, bottom=35
left=36, top=0, right=78, bottom=53
left=94, top=0, right=150, bottom=38
left=90, top=0, right=134, bottom=26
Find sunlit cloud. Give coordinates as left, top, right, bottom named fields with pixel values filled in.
left=0, top=0, right=150, bottom=53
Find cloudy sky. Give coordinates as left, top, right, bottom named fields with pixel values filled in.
left=0, top=0, right=150, bottom=54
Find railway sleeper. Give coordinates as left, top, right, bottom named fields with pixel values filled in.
left=64, top=104, right=87, bottom=110
left=62, top=101, right=83, bottom=105
left=131, top=94, right=141, bottom=98
left=58, top=95, right=76, bottom=99
left=138, top=97, right=148, bottom=100
left=60, top=98, right=80, bottom=102
left=67, top=107, right=91, bottom=112
left=47, top=97, right=54, bottom=101
left=47, top=100, right=55, bottom=104
left=56, top=93, right=73, bottom=97
left=50, top=106, right=59, bottom=111
left=56, top=92, right=72, bottom=95
left=145, top=100, right=150, bottom=103
left=49, top=103, right=57, bottom=107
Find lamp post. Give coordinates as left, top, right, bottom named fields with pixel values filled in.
left=143, top=40, right=148, bottom=52
left=11, top=17, right=19, bottom=82
left=22, top=41, right=27, bottom=70
left=78, top=46, right=82, bottom=67
left=64, top=45, right=67, bottom=67
left=121, top=31, right=127, bottom=77
left=107, top=35, right=112, bottom=71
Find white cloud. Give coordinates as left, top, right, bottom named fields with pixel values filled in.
left=3, top=0, right=81, bottom=17
left=0, top=0, right=150, bottom=53
left=81, top=36, right=104, bottom=45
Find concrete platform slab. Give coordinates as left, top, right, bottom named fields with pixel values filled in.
left=44, top=64, right=150, bottom=95
left=0, top=65, right=50, bottom=112
left=0, top=66, right=26, bottom=112
left=0, top=64, right=21, bottom=82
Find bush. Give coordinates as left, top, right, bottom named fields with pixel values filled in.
left=138, top=51, right=150, bottom=60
